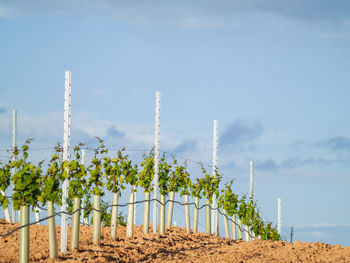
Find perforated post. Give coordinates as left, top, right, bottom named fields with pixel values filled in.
left=61, top=71, right=71, bottom=254
left=249, top=161, right=254, bottom=240
left=278, top=197, right=282, bottom=235
left=153, top=91, right=160, bottom=234
left=11, top=110, right=17, bottom=223
left=249, top=161, right=254, bottom=201
left=212, top=119, right=219, bottom=235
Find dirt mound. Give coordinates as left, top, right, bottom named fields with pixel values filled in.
left=1, top=219, right=350, bottom=262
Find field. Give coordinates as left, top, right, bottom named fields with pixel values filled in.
left=1, top=219, right=350, bottom=262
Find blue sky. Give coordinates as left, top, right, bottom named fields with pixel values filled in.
left=1, top=0, right=350, bottom=245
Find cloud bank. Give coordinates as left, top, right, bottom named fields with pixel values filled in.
left=323, top=136, right=350, bottom=152
left=220, top=119, right=263, bottom=147
left=0, top=107, right=7, bottom=114
left=1, top=0, right=349, bottom=27
left=173, top=139, right=197, bottom=155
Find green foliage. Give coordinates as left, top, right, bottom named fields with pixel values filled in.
left=137, top=151, right=154, bottom=193
left=175, top=160, right=192, bottom=196
left=103, top=147, right=126, bottom=194
left=65, top=144, right=88, bottom=199
left=229, top=194, right=280, bottom=241
left=218, top=180, right=239, bottom=216
left=168, top=159, right=180, bottom=193
left=0, top=159, right=11, bottom=209
left=260, top=222, right=280, bottom=241
left=90, top=199, right=127, bottom=227
left=38, top=144, right=63, bottom=205
left=100, top=199, right=111, bottom=227
left=246, top=203, right=280, bottom=241
left=199, top=163, right=221, bottom=202
left=122, top=153, right=138, bottom=189
left=214, top=173, right=280, bottom=241
left=237, top=198, right=255, bottom=227
left=116, top=211, right=127, bottom=227
left=87, top=137, right=107, bottom=196
left=250, top=211, right=264, bottom=237
left=11, top=139, right=42, bottom=210
left=138, top=152, right=172, bottom=195
left=190, top=177, right=204, bottom=199
left=82, top=191, right=93, bottom=220
left=2, top=136, right=281, bottom=241
left=158, top=154, right=171, bottom=196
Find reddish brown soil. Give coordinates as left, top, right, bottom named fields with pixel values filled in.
left=1, top=219, right=350, bottom=262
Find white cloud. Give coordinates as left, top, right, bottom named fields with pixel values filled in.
left=0, top=110, right=191, bottom=153
left=2, top=0, right=349, bottom=28
left=0, top=6, right=13, bottom=17
left=112, top=8, right=151, bottom=25
left=95, top=88, right=106, bottom=95
left=0, top=111, right=62, bottom=140
left=179, top=16, right=240, bottom=30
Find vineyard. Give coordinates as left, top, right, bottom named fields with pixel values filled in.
left=1, top=76, right=349, bottom=263
left=0, top=73, right=285, bottom=262
left=0, top=136, right=281, bottom=262
left=2, top=1, right=350, bottom=260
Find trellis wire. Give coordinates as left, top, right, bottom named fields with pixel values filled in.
left=0, top=198, right=254, bottom=239
left=0, top=145, right=275, bottom=228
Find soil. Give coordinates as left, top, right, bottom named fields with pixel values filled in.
left=1, top=219, right=350, bottom=262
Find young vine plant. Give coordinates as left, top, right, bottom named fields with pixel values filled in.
left=0, top=138, right=280, bottom=241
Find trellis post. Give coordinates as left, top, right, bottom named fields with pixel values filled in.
left=249, top=161, right=254, bottom=240
left=249, top=161, right=254, bottom=201
left=278, top=197, right=281, bottom=235
left=153, top=91, right=160, bottom=234
left=11, top=110, right=17, bottom=223
left=61, top=70, right=71, bottom=254
left=212, top=119, right=219, bottom=235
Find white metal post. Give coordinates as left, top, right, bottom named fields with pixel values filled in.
left=61, top=71, right=71, bottom=254
left=248, top=161, right=254, bottom=241
left=81, top=149, right=85, bottom=162
left=30, top=109, right=39, bottom=226
left=249, top=161, right=254, bottom=201
left=153, top=91, right=160, bottom=234
left=278, top=197, right=281, bottom=235
left=212, top=119, right=219, bottom=235
left=11, top=110, right=17, bottom=223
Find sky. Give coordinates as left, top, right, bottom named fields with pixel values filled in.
left=1, top=0, right=350, bottom=245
